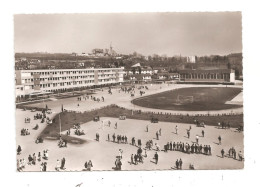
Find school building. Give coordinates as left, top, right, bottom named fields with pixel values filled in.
left=15, top=67, right=125, bottom=99
left=178, top=69, right=235, bottom=84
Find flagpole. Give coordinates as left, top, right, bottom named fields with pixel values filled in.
left=59, top=113, right=61, bottom=138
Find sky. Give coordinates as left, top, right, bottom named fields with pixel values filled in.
left=14, top=12, right=242, bottom=56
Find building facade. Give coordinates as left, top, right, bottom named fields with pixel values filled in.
left=179, top=69, right=235, bottom=83
left=15, top=67, right=125, bottom=98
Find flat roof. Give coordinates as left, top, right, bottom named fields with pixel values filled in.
left=16, top=67, right=125, bottom=73
left=179, top=69, right=234, bottom=73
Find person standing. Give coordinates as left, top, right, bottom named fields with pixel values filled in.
left=179, top=159, right=183, bottom=170
left=202, top=130, right=205, bottom=137
left=175, top=125, right=178, bottom=135
left=119, top=149, right=123, bottom=159
left=55, top=159, right=60, bottom=171
left=218, top=136, right=222, bottom=145
left=134, top=154, right=138, bottom=165
left=115, top=122, right=117, bottom=129
left=221, top=149, right=225, bottom=158
left=196, top=135, right=199, bottom=144
left=131, top=154, right=134, bottom=165
left=159, top=128, right=161, bottom=136
left=32, top=153, right=36, bottom=165
left=17, top=145, right=22, bottom=155
left=108, top=134, right=110, bottom=141
left=156, top=131, right=159, bottom=140
left=154, top=152, right=158, bottom=164
left=87, top=160, right=93, bottom=171
left=43, top=162, right=47, bottom=171
left=187, top=130, right=190, bottom=139
left=112, top=133, right=116, bottom=142
left=60, top=157, right=66, bottom=170
left=176, top=159, right=179, bottom=169
left=146, top=125, right=149, bottom=132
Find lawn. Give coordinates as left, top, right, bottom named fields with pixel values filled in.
left=132, top=87, right=242, bottom=111
left=39, top=105, right=243, bottom=144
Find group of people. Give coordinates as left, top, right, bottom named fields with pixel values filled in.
left=24, top=117, right=31, bottom=123
left=175, top=159, right=183, bottom=169
left=130, top=147, right=147, bottom=165
left=109, top=133, right=128, bottom=144
left=35, top=137, right=44, bottom=144
left=75, top=129, right=85, bottom=136
left=84, top=160, right=93, bottom=171
left=58, top=138, right=67, bottom=148
left=218, top=121, right=231, bottom=129
left=33, top=113, right=45, bottom=120
left=226, top=147, right=243, bottom=161
left=17, top=158, right=26, bottom=171
left=55, top=157, right=66, bottom=171
left=21, top=128, right=30, bottom=136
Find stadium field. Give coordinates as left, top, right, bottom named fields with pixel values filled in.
left=132, top=87, right=242, bottom=111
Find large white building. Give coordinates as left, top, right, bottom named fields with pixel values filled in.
left=186, top=56, right=196, bottom=63
left=15, top=67, right=125, bottom=99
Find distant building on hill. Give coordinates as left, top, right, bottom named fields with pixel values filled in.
left=186, top=56, right=196, bottom=63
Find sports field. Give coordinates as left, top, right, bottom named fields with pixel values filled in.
left=132, top=87, right=242, bottom=111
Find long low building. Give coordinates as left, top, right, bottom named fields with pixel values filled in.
left=178, top=69, right=235, bottom=83
left=15, top=67, right=125, bottom=99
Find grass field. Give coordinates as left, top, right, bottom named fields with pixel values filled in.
left=39, top=105, right=243, bottom=144
left=132, top=87, right=242, bottom=111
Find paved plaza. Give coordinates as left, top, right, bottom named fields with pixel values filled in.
left=16, top=83, right=244, bottom=171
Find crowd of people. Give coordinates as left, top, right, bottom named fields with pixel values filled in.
left=162, top=141, right=212, bottom=155
left=17, top=84, right=244, bottom=171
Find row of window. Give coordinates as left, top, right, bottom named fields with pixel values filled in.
left=22, top=74, right=117, bottom=83
left=32, top=79, right=117, bottom=89
left=26, top=69, right=122, bottom=76
left=37, top=80, right=95, bottom=88
left=180, top=73, right=230, bottom=79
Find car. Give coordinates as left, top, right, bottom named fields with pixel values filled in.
left=93, top=116, right=100, bottom=122
left=119, top=115, right=126, bottom=120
